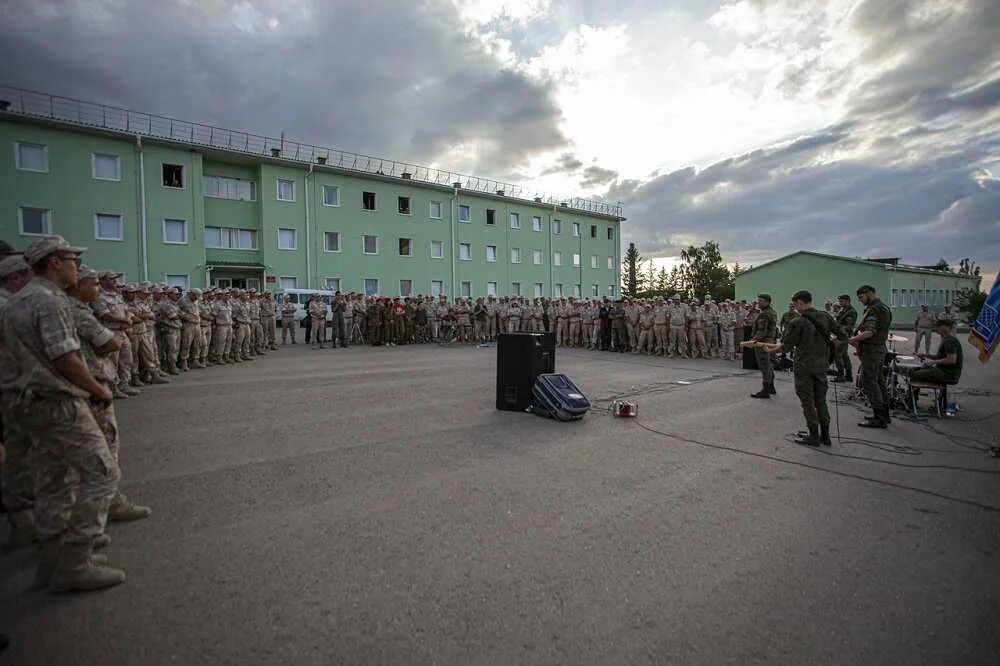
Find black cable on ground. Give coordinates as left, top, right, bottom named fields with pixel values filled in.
left=778, top=433, right=1000, bottom=472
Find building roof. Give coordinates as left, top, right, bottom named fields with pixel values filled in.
left=0, top=84, right=623, bottom=221
left=736, top=250, right=981, bottom=280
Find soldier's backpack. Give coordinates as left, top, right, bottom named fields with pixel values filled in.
left=531, top=373, right=590, bottom=421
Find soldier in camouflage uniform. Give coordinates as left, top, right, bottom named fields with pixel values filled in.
left=748, top=294, right=778, bottom=398
left=92, top=271, right=138, bottom=398
left=0, top=238, right=125, bottom=592
left=850, top=285, right=893, bottom=428
left=178, top=287, right=204, bottom=370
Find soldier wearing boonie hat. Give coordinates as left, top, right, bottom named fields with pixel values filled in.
left=92, top=270, right=138, bottom=399
left=0, top=254, right=32, bottom=309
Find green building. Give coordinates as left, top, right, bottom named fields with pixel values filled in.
left=0, top=87, right=623, bottom=298
left=735, top=251, right=980, bottom=323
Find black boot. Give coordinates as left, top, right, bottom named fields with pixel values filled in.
left=819, top=424, right=832, bottom=446
left=768, top=382, right=776, bottom=395
left=795, top=424, right=820, bottom=446
left=750, top=383, right=770, bottom=399
left=859, top=412, right=887, bottom=428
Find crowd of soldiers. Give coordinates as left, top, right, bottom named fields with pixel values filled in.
left=288, top=292, right=772, bottom=360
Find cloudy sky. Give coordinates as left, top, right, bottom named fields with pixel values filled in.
left=1, top=0, right=997, bottom=284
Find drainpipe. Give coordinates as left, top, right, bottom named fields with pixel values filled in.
left=304, top=164, right=313, bottom=289
left=136, top=136, right=149, bottom=281
left=550, top=204, right=556, bottom=297
left=450, top=185, right=459, bottom=297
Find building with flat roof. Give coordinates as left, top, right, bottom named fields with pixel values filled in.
left=0, top=86, right=624, bottom=298
left=735, top=251, right=981, bottom=322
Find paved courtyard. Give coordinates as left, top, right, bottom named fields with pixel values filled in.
left=2, top=337, right=999, bottom=665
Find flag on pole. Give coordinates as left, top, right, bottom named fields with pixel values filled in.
left=969, top=273, right=1000, bottom=363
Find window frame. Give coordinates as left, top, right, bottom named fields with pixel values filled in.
left=161, top=163, right=186, bottom=190
left=459, top=242, right=472, bottom=261
left=204, top=226, right=258, bottom=250
left=431, top=280, right=444, bottom=296
left=399, top=279, right=414, bottom=298
left=511, top=247, right=522, bottom=264
left=397, top=196, right=411, bottom=216
left=362, top=234, right=379, bottom=255
left=162, top=218, right=189, bottom=245
left=279, top=277, right=298, bottom=291
left=277, top=227, right=298, bottom=251
left=591, top=255, right=598, bottom=269
left=572, top=253, right=581, bottom=267
left=533, top=249, right=543, bottom=265
left=572, top=222, right=581, bottom=237
left=276, top=178, right=296, bottom=202
left=486, top=281, right=498, bottom=297
left=91, top=153, right=121, bottom=182
left=14, top=141, right=49, bottom=173
left=324, top=231, right=342, bottom=253
left=607, top=226, right=614, bottom=240
left=553, top=251, right=562, bottom=266
left=486, top=209, right=496, bottom=225
left=511, top=281, right=521, bottom=297
left=362, top=191, right=378, bottom=211
left=18, top=206, right=52, bottom=236
left=165, top=274, right=190, bottom=290
left=364, top=278, right=380, bottom=297
left=460, top=281, right=473, bottom=298
left=553, top=220, right=562, bottom=235
left=607, top=256, right=614, bottom=270
left=486, top=245, right=498, bottom=263
left=203, top=175, right=257, bottom=201
left=325, top=277, right=342, bottom=292
left=532, top=216, right=542, bottom=232
left=322, top=184, right=341, bottom=207
left=94, top=213, right=124, bottom=242
left=429, top=201, right=443, bottom=219
left=534, top=282, right=544, bottom=298
left=510, top=212, right=521, bottom=230
left=398, top=237, right=414, bottom=257
left=459, top=204, right=471, bottom=223
left=430, top=240, right=445, bottom=259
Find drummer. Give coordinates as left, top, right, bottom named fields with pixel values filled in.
left=912, top=318, right=962, bottom=386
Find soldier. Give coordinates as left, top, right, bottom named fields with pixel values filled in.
left=849, top=285, right=893, bottom=428
left=211, top=289, right=234, bottom=363
left=763, top=290, right=845, bottom=446
left=341, top=293, right=354, bottom=348
left=583, top=301, right=597, bottom=349
left=912, top=317, right=962, bottom=388
left=351, top=294, right=366, bottom=344
left=133, top=285, right=168, bottom=383
left=249, top=292, right=265, bottom=355
left=610, top=299, right=627, bottom=352
left=913, top=304, right=936, bottom=356
left=0, top=237, right=124, bottom=592
left=555, top=299, right=567, bottom=346
left=0, top=254, right=37, bottom=550
left=381, top=297, right=396, bottom=345
left=831, top=294, right=857, bottom=383
left=330, top=292, right=346, bottom=348
left=178, top=288, right=204, bottom=370
left=719, top=301, right=737, bottom=361
left=156, top=288, right=183, bottom=373
left=453, top=298, right=470, bottom=341
left=280, top=295, right=297, bottom=344
left=704, top=297, right=720, bottom=358
left=199, top=290, right=215, bottom=365
left=308, top=293, right=327, bottom=349
left=689, top=299, right=708, bottom=359
left=667, top=295, right=688, bottom=358
left=747, top=294, right=778, bottom=398
left=91, top=271, right=138, bottom=399
left=260, top=292, right=278, bottom=350
left=484, top=296, right=497, bottom=340
left=391, top=298, right=406, bottom=344
left=567, top=300, right=582, bottom=346
left=779, top=303, right=799, bottom=339
left=505, top=299, right=521, bottom=333
left=635, top=303, right=655, bottom=354
left=626, top=300, right=640, bottom=352
left=366, top=297, right=382, bottom=346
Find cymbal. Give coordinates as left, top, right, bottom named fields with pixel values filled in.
left=888, top=334, right=909, bottom=342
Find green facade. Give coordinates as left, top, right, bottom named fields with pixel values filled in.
left=1, top=114, right=622, bottom=298
left=735, top=251, right=980, bottom=323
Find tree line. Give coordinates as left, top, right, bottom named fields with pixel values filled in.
left=621, top=241, right=737, bottom=301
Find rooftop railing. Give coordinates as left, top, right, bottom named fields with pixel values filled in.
left=0, top=85, right=623, bottom=218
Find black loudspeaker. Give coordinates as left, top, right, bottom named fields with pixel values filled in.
left=496, top=332, right=555, bottom=411
left=741, top=325, right=759, bottom=370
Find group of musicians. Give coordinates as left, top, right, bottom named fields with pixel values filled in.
left=743, top=285, right=963, bottom=446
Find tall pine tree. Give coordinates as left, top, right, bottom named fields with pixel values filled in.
left=622, top=243, right=642, bottom=297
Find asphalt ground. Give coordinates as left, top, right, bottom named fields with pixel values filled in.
left=2, top=336, right=999, bottom=665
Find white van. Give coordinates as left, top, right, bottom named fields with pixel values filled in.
left=276, top=288, right=333, bottom=323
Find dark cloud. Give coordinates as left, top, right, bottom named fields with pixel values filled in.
left=0, top=0, right=567, bottom=175
left=542, top=152, right=584, bottom=175
left=579, top=165, right=619, bottom=188
left=615, top=0, right=1000, bottom=277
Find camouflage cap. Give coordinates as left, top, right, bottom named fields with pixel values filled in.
left=151, top=286, right=162, bottom=294
left=98, top=270, right=122, bottom=279
left=189, top=287, right=202, bottom=296
left=165, top=287, right=179, bottom=295
left=23, top=235, right=87, bottom=264
left=0, top=254, right=30, bottom=278
left=77, top=265, right=99, bottom=281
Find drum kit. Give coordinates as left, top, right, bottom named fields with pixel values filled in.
left=846, top=333, right=926, bottom=411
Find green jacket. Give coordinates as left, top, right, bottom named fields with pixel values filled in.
left=835, top=304, right=857, bottom=334
left=857, top=299, right=892, bottom=352
left=751, top=306, right=778, bottom=343
left=783, top=308, right=843, bottom=373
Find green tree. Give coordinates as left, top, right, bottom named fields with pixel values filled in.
left=954, top=288, right=986, bottom=323
left=679, top=241, right=734, bottom=301
left=621, top=243, right=642, bottom=297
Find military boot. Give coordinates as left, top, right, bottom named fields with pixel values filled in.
left=178, top=360, right=189, bottom=372
left=819, top=424, right=832, bottom=446
left=48, top=542, right=125, bottom=593
left=3, top=511, right=38, bottom=553
left=767, top=382, right=777, bottom=395
left=147, top=374, right=169, bottom=384
left=165, top=365, right=180, bottom=375
left=112, top=386, right=129, bottom=399
left=794, top=424, right=820, bottom=446
left=109, top=501, right=152, bottom=522
left=93, top=533, right=112, bottom=549
left=130, top=376, right=144, bottom=387
left=750, top=383, right=770, bottom=399
left=32, top=537, right=63, bottom=590
left=120, top=383, right=140, bottom=396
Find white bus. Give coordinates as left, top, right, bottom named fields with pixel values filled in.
left=275, top=288, right=333, bottom=323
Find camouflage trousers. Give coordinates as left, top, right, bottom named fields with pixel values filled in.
left=180, top=323, right=203, bottom=365
left=90, top=394, right=134, bottom=510
left=162, top=327, right=181, bottom=370
left=860, top=349, right=887, bottom=414
left=706, top=324, right=719, bottom=356
left=508, top=318, right=521, bottom=333
left=137, top=325, right=160, bottom=379
left=755, top=347, right=775, bottom=384
left=690, top=327, right=707, bottom=357
left=721, top=327, right=736, bottom=359
left=200, top=325, right=213, bottom=363
left=22, top=395, right=120, bottom=544
left=113, top=331, right=133, bottom=388
left=794, top=370, right=830, bottom=426
left=213, top=325, right=233, bottom=361
left=262, top=315, right=277, bottom=348
left=234, top=323, right=253, bottom=357
left=281, top=317, right=296, bottom=343
left=627, top=322, right=638, bottom=349
left=252, top=321, right=265, bottom=352
left=1, top=391, right=34, bottom=514
left=636, top=327, right=653, bottom=354
left=668, top=325, right=687, bottom=356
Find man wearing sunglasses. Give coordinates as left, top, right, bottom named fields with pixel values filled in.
left=0, top=235, right=124, bottom=593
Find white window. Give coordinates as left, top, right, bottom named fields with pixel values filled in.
left=325, top=278, right=341, bottom=292
left=280, top=277, right=298, bottom=290
left=204, top=226, right=257, bottom=250
left=573, top=284, right=581, bottom=298
left=364, top=278, right=379, bottom=296
left=163, top=218, right=188, bottom=244
left=162, top=163, right=184, bottom=188
left=572, top=222, right=580, bottom=237
left=203, top=175, right=256, bottom=201
left=277, top=178, right=296, bottom=202
left=18, top=207, right=51, bottom=236
left=15, top=142, right=48, bottom=172
left=399, top=238, right=413, bottom=256
left=165, top=275, right=189, bottom=289
left=608, top=285, right=616, bottom=296
left=92, top=153, right=120, bottom=181
left=400, top=279, right=413, bottom=297
left=532, top=216, right=542, bottom=232
left=553, top=251, right=562, bottom=266
left=554, top=283, right=563, bottom=298
left=461, top=281, right=472, bottom=298
left=487, top=281, right=498, bottom=296
left=552, top=220, right=562, bottom=235
left=362, top=191, right=377, bottom=210
left=891, top=289, right=899, bottom=307
left=431, top=240, right=444, bottom=259
left=534, top=282, right=543, bottom=298
left=533, top=249, right=543, bottom=265
left=511, top=281, right=521, bottom=296
left=431, top=280, right=444, bottom=297
left=591, top=255, right=598, bottom=269
left=322, top=185, right=340, bottom=206
left=429, top=201, right=443, bottom=219
left=607, top=256, right=614, bottom=270
left=459, top=243, right=472, bottom=260
left=510, top=213, right=520, bottom=229
left=324, top=232, right=341, bottom=252
left=459, top=205, right=471, bottom=223
left=94, top=213, right=123, bottom=241
left=363, top=235, right=379, bottom=255
left=486, top=245, right=498, bottom=262
left=572, top=253, right=581, bottom=267
left=277, top=228, right=297, bottom=250
left=511, top=248, right=522, bottom=264
left=592, top=284, right=599, bottom=297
